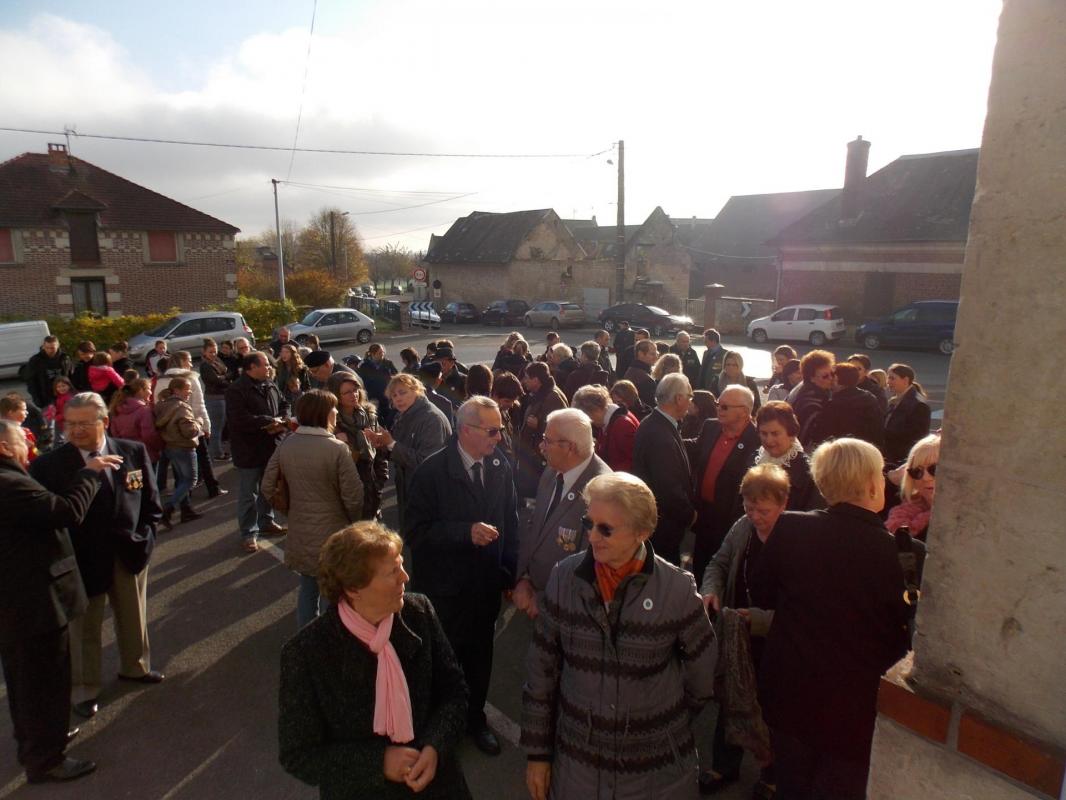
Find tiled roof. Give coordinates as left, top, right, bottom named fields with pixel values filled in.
left=0, top=151, right=240, bottom=234
left=771, top=149, right=978, bottom=245
left=424, top=209, right=556, bottom=263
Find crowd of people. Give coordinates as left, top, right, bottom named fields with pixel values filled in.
left=1, top=322, right=939, bottom=799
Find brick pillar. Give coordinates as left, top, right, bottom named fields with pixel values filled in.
left=702, top=284, right=724, bottom=329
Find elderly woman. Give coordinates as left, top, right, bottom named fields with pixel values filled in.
left=370, top=374, right=452, bottom=528
left=571, top=384, right=639, bottom=472
left=279, top=522, right=471, bottom=799
left=753, top=401, right=822, bottom=511
left=884, top=363, right=932, bottom=466
left=327, top=373, right=389, bottom=521
left=753, top=438, right=910, bottom=799
left=699, top=464, right=788, bottom=797
left=711, top=350, right=762, bottom=414
left=263, top=390, right=364, bottom=624
left=521, top=473, right=717, bottom=800
left=887, top=433, right=939, bottom=540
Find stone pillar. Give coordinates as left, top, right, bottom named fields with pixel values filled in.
left=867, top=2, right=1066, bottom=798
left=702, top=283, right=724, bottom=330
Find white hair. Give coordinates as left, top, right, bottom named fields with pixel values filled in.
left=655, top=373, right=692, bottom=407
left=546, top=408, right=594, bottom=458
left=719, top=384, right=755, bottom=410
left=65, top=391, right=109, bottom=420
left=550, top=342, right=573, bottom=360
left=456, top=395, right=500, bottom=427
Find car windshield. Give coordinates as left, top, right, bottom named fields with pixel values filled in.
left=300, top=311, right=324, bottom=326
left=646, top=306, right=669, bottom=316
left=144, top=317, right=179, bottom=337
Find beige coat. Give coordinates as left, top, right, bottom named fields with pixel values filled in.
left=154, top=394, right=202, bottom=449
left=262, top=428, right=363, bottom=575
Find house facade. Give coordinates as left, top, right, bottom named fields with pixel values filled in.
left=0, top=144, right=240, bottom=318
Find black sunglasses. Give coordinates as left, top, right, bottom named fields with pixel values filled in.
left=906, top=463, right=937, bottom=480
left=580, top=515, right=615, bottom=538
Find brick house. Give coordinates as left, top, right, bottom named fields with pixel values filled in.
left=0, top=144, right=240, bottom=318
left=769, top=138, right=978, bottom=321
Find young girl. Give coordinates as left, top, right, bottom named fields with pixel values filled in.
left=88, top=351, right=126, bottom=404
left=0, top=395, right=39, bottom=461
left=44, top=376, right=74, bottom=444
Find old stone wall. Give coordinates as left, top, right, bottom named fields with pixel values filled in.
left=713, top=296, right=777, bottom=335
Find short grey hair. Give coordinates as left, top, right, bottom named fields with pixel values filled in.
left=719, top=384, right=755, bottom=410
left=546, top=408, right=594, bottom=459
left=456, top=395, right=500, bottom=427
left=65, top=391, right=109, bottom=421
left=572, top=384, right=610, bottom=415
left=579, top=341, right=601, bottom=363
left=550, top=342, right=573, bottom=361
left=655, top=373, right=691, bottom=407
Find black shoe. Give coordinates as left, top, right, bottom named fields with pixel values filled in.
left=180, top=505, right=204, bottom=522
left=72, top=700, right=98, bottom=719
left=698, top=770, right=739, bottom=795
left=118, top=670, right=165, bottom=684
left=160, top=507, right=174, bottom=531
left=260, top=521, right=287, bottom=536
left=471, top=727, right=501, bottom=756
left=207, top=485, right=229, bottom=498
left=27, top=757, right=97, bottom=784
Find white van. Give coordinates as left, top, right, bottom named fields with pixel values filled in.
left=0, top=320, right=51, bottom=379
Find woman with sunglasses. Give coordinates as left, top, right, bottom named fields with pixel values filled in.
left=521, top=473, right=717, bottom=800
left=887, top=433, right=940, bottom=540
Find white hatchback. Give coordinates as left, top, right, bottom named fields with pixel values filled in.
left=747, top=304, right=846, bottom=347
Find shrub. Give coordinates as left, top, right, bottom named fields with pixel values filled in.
left=285, top=269, right=349, bottom=308
left=212, top=296, right=299, bottom=342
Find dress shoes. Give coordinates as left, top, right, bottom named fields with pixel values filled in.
left=260, top=521, right=288, bottom=536
left=180, top=504, right=204, bottom=522
left=72, top=700, right=98, bottom=719
left=118, top=670, right=165, bottom=684
left=207, top=485, right=229, bottom=498
left=67, top=727, right=80, bottom=744
left=27, top=757, right=97, bottom=784
left=471, top=727, right=501, bottom=756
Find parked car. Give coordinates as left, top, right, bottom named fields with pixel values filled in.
left=747, top=304, right=846, bottom=347
left=524, top=301, right=587, bottom=329
left=856, top=300, right=959, bottom=354
left=598, top=303, right=695, bottom=337
left=129, top=312, right=254, bottom=364
left=442, top=302, right=481, bottom=324
left=408, top=302, right=441, bottom=330
left=360, top=283, right=377, bottom=298
left=0, top=320, right=50, bottom=380
left=288, top=308, right=375, bottom=345
left=481, top=299, right=530, bottom=326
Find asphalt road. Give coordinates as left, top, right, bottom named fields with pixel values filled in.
left=0, top=322, right=952, bottom=799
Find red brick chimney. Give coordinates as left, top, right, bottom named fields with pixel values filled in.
left=47, top=143, right=71, bottom=172
left=841, top=135, right=871, bottom=221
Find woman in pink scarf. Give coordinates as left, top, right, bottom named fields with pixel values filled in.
left=887, top=433, right=940, bottom=540
left=279, top=522, right=471, bottom=799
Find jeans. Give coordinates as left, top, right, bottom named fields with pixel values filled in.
left=296, top=573, right=323, bottom=630
left=205, top=396, right=227, bottom=458
left=236, top=466, right=274, bottom=541
left=164, top=447, right=198, bottom=510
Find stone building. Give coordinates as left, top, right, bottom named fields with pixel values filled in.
left=0, top=143, right=240, bottom=318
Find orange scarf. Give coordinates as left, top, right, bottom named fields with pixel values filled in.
left=595, top=547, right=646, bottom=604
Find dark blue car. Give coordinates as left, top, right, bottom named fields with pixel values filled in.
left=855, top=300, right=959, bottom=355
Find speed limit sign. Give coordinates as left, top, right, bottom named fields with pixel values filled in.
left=413, top=267, right=427, bottom=282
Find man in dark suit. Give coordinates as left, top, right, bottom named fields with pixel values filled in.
left=404, top=396, right=519, bottom=757
left=30, top=392, right=164, bottom=721
left=513, top=408, right=611, bottom=617
left=631, top=373, right=696, bottom=565
left=0, top=420, right=119, bottom=782
left=623, top=339, right=659, bottom=410
left=689, top=385, right=761, bottom=581
left=611, top=320, right=635, bottom=379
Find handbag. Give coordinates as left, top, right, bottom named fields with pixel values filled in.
left=270, top=467, right=290, bottom=513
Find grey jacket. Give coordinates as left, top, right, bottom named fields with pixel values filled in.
left=262, top=428, right=363, bottom=575
left=517, top=454, right=612, bottom=594
left=388, top=394, right=452, bottom=525
left=699, top=516, right=774, bottom=637
left=521, top=543, right=717, bottom=800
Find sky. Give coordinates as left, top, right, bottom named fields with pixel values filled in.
left=0, top=0, right=1003, bottom=253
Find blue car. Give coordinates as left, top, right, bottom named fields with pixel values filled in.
left=855, top=300, right=959, bottom=355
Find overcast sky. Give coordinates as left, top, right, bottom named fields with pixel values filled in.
left=1, top=0, right=1002, bottom=252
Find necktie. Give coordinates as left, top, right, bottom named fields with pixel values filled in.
left=89, top=450, right=115, bottom=508
left=471, top=461, right=484, bottom=491
left=544, top=473, right=565, bottom=521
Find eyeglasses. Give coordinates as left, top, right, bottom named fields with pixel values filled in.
left=906, top=464, right=937, bottom=480
left=580, top=515, right=615, bottom=538
left=468, top=424, right=503, bottom=438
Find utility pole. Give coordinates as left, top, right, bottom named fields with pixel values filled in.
left=272, top=179, right=286, bottom=302
left=615, top=139, right=625, bottom=303
left=329, top=211, right=337, bottom=276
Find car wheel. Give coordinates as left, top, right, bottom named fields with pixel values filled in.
left=938, top=338, right=955, bottom=355
left=524, top=316, right=534, bottom=328
left=863, top=334, right=881, bottom=350
left=550, top=317, right=560, bottom=329
left=751, top=328, right=768, bottom=344
left=809, top=331, right=827, bottom=346
left=603, top=318, right=616, bottom=333
left=356, top=329, right=372, bottom=344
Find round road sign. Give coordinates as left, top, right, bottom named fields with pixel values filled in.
left=413, top=267, right=427, bottom=282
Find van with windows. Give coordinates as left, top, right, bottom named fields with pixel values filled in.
left=0, top=320, right=50, bottom=379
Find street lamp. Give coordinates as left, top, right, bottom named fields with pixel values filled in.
left=330, top=210, right=350, bottom=277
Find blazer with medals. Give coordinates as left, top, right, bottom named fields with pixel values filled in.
left=403, top=435, right=519, bottom=598
left=31, top=437, right=163, bottom=597
left=518, top=454, right=612, bottom=594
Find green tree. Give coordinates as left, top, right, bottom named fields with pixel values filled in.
left=297, top=207, right=368, bottom=284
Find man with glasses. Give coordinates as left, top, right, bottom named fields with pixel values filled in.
left=403, top=396, right=519, bottom=758
left=689, top=385, right=760, bottom=580
left=514, top=409, right=611, bottom=620
left=788, top=350, right=836, bottom=446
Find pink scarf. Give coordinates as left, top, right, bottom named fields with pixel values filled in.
left=338, top=601, right=415, bottom=744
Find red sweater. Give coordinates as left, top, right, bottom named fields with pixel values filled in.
left=597, top=406, right=639, bottom=472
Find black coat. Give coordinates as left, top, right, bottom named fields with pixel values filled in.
left=623, top=361, right=657, bottom=409
left=884, top=387, right=931, bottom=465
left=70, top=358, right=92, bottom=393
left=278, top=596, right=471, bottom=800
left=809, top=386, right=885, bottom=450
left=689, top=420, right=760, bottom=540
left=791, top=382, right=831, bottom=446
left=753, top=505, right=910, bottom=763
left=632, top=410, right=694, bottom=559
left=30, top=438, right=162, bottom=596
left=403, top=437, right=519, bottom=598
left=491, top=348, right=530, bottom=377
left=23, top=348, right=72, bottom=408
left=612, top=329, right=635, bottom=377
left=699, top=346, right=726, bottom=391
left=779, top=450, right=823, bottom=511
left=669, top=344, right=702, bottom=386
left=224, top=374, right=291, bottom=469
left=711, top=374, right=763, bottom=414
left=0, top=459, right=94, bottom=645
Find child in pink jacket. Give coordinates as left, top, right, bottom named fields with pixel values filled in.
left=88, top=352, right=126, bottom=404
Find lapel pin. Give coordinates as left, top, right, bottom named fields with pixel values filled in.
left=642, top=598, right=654, bottom=611
left=492, top=458, right=500, bottom=466
left=566, top=492, right=575, bottom=501
left=737, top=443, right=745, bottom=450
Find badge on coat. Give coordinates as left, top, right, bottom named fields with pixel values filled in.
left=556, top=526, right=579, bottom=553
left=124, top=469, right=143, bottom=491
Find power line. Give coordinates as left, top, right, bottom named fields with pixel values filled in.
left=285, top=0, right=318, bottom=181
left=678, top=242, right=772, bottom=260
left=280, top=179, right=469, bottom=195
left=282, top=183, right=477, bottom=214
left=0, top=126, right=611, bottom=159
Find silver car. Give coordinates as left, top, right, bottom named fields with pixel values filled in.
left=128, top=311, right=254, bottom=365
left=288, top=307, right=375, bottom=345
left=524, top=300, right=587, bottom=329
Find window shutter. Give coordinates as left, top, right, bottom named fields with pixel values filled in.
left=148, top=231, right=178, bottom=262
left=0, top=229, right=14, bottom=262
left=67, top=213, right=100, bottom=264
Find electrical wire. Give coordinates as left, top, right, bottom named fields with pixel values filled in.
left=678, top=242, right=772, bottom=260
left=279, top=180, right=468, bottom=195
left=285, top=0, right=317, bottom=181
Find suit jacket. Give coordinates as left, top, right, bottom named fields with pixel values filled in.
left=31, top=437, right=162, bottom=596
left=518, top=455, right=612, bottom=593
left=689, top=419, right=760, bottom=539
left=225, top=373, right=291, bottom=468
left=623, top=361, right=657, bottom=409
left=631, top=409, right=694, bottom=558
left=0, top=459, right=95, bottom=645
left=403, top=436, right=519, bottom=599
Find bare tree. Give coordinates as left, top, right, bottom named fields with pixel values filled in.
left=366, top=243, right=418, bottom=289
